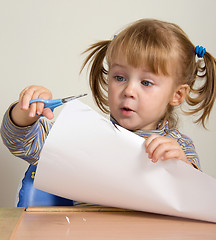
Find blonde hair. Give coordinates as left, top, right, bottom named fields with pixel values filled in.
left=81, top=19, right=216, bottom=128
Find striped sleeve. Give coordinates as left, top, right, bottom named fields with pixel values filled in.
left=167, top=129, right=201, bottom=170
left=179, top=139, right=201, bottom=170
left=0, top=103, right=53, bottom=165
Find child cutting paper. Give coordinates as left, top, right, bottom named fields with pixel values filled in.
left=1, top=19, right=216, bottom=207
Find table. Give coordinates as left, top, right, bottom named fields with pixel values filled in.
left=0, top=207, right=24, bottom=240
left=1, top=207, right=216, bottom=240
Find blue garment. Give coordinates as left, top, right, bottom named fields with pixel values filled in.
left=17, top=164, right=74, bottom=209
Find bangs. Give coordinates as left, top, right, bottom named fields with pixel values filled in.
left=107, top=20, right=176, bottom=76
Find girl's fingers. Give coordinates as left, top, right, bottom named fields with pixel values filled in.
left=42, top=108, right=54, bottom=120
left=145, top=134, right=170, bottom=159
left=28, top=102, right=37, bottom=118
left=18, top=85, right=53, bottom=118
left=161, top=149, right=181, bottom=161
left=150, top=142, right=179, bottom=162
left=19, top=87, right=34, bottom=110
left=145, top=134, right=160, bottom=153
left=31, top=90, right=46, bottom=116
left=145, top=135, right=188, bottom=163
left=35, top=93, right=53, bottom=116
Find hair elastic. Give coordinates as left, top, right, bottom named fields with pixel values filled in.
left=195, top=45, right=206, bottom=58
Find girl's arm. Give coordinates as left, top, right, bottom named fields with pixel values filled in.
left=0, top=85, right=54, bottom=164
left=0, top=103, right=53, bottom=164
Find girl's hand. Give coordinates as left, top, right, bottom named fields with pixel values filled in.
left=11, top=85, right=54, bottom=127
left=145, top=134, right=192, bottom=166
left=19, top=85, right=54, bottom=120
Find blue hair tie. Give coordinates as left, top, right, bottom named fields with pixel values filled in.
left=195, top=45, right=206, bottom=58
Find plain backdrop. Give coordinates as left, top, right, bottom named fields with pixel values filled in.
left=0, top=0, right=216, bottom=207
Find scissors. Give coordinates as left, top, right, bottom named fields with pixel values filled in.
left=29, top=93, right=87, bottom=116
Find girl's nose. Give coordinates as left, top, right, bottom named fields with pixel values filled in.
left=123, top=82, right=136, bottom=98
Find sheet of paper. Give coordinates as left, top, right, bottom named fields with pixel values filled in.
left=34, top=100, right=216, bottom=223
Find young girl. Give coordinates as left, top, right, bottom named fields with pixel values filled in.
left=1, top=19, right=216, bottom=206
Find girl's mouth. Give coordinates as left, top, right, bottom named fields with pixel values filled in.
left=121, top=107, right=134, bottom=116
left=123, top=107, right=132, bottom=111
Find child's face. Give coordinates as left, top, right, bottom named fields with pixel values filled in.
left=108, top=53, right=177, bottom=131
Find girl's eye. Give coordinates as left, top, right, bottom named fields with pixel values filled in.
left=115, top=76, right=126, bottom=82
left=141, top=80, right=153, bottom=86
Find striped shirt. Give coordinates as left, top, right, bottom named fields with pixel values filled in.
left=135, top=122, right=201, bottom=169
left=1, top=104, right=201, bottom=171
left=111, top=118, right=201, bottom=170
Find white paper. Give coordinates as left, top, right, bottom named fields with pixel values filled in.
left=34, top=100, right=216, bottom=223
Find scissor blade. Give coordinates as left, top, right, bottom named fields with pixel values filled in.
left=62, top=93, right=87, bottom=103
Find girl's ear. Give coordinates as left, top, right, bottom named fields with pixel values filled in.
left=169, top=84, right=189, bottom=106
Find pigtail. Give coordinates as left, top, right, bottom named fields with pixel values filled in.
left=80, top=40, right=111, bottom=113
left=186, top=52, right=216, bottom=127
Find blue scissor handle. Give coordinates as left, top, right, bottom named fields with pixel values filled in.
left=29, top=98, right=63, bottom=117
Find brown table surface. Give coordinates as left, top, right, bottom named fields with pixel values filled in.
left=0, top=207, right=24, bottom=240
left=1, top=206, right=216, bottom=240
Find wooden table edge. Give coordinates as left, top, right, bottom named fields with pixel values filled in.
left=26, top=206, right=135, bottom=212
